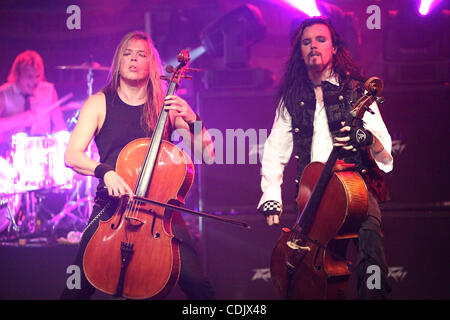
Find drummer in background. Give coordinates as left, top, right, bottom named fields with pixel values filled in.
left=0, top=50, right=66, bottom=156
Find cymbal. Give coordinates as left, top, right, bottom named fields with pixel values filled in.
left=56, top=61, right=110, bottom=72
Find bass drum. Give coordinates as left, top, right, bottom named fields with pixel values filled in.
left=0, top=156, right=21, bottom=234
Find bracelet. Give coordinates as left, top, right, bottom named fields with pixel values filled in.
left=188, top=113, right=204, bottom=134
left=259, top=200, right=282, bottom=217
left=94, top=163, right=114, bottom=179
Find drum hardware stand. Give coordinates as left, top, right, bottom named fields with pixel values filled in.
left=0, top=199, right=19, bottom=233
left=67, top=110, right=80, bottom=130
left=23, top=190, right=38, bottom=235
left=56, top=57, right=109, bottom=223
left=27, top=176, right=88, bottom=241
left=83, top=57, right=96, bottom=218
left=61, top=61, right=96, bottom=220
left=16, top=188, right=63, bottom=240
left=54, top=181, right=91, bottom=228
left=48, top=203, right=87, bottom=236
left=0, top=191, right=41, bottom=242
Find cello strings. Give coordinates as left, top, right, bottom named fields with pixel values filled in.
left=123, top=196, right=137, bottom=243
left=129, top=197, right=139, bottom=243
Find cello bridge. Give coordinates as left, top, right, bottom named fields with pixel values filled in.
left=125, top=216, right=145, bottom=227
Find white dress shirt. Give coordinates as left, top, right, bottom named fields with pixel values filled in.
left=0, top=81, right=66, bottom=143
left=258, top=76, right=393, bottom=209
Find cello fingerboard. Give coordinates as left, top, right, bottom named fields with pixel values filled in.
left=134, top=81, right=177, bottom=197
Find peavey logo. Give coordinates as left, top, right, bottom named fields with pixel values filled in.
left=252, top=268, right=271, bottom=282
left=252, top=266, right=408, bottom=283
left=388, top=266, right=408, bottom=282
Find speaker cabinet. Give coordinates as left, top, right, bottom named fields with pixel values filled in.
left=202, top=213, right=297, bottom=299
left=201, top=208, right=450, bottom=300
left=381, top=85, right=450, bottom=204
left=196, top=88, right=298, bottom=213
left=0, top=244, right=79, bottom=299
left=382, top=208, right=450, bottom=299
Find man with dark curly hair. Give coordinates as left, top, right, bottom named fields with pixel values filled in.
left=258, top=17, right=393, bottom=299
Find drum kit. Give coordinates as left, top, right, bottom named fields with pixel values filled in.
left=0, top=60, right=110, bottom=246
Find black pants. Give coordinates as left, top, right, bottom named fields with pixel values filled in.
left=353, top=192, right=391, bottom=299
left=60, top=197, right=215, bottom=300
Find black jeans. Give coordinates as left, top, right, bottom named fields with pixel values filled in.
left=353, top=192, right=391, bottom=299
left=60, top=197, right=215, bottom=300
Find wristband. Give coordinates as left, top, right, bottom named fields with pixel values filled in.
left=188, top=113, right=203, bottom=134
left=348, top=127, right=373, bottom=148
left=259, top=200, right=282, bottom=217
left=94, top=163, right=114, bottom=179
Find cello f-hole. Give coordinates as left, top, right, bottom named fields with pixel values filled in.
left=111, top=211, right=124, bottom=230
left=150, top=209, right=156, bottom=237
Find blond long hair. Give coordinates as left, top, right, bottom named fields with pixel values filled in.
left=7, top=50, right=45, bottom=83
left=104, top=31, right=169, bottom=137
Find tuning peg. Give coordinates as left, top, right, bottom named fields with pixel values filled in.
left=364, top=106, right=375, bottom=114
left=376, top=97, right=385, bottom=105
left=186, top=67, right=202, bottom=73
left=182, top=75, right=193, bottom=80
left=160, top=75, right=170, bottom=81
left=165, top=65, right=175, bottom=73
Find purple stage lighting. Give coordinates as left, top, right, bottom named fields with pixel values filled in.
left=282, top=0, right=321, bottom=17
left=418, top=0, right=442, bottom=16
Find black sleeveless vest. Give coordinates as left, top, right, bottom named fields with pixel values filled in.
left=285, top=79, right=388, bottom=202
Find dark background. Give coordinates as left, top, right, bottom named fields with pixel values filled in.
left=0, top=0, right=449, bottom=300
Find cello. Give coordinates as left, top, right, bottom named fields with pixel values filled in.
left=82, top=50, right=248, bottom=299
left=270, top=77, right=384, bottom=299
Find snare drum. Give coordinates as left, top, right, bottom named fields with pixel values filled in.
left=11, top=131, right=74, bottom=191
left=11, top=133, right=52, bottom=191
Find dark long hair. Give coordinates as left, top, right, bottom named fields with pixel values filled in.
left=277, top=17, right=361, bottom=114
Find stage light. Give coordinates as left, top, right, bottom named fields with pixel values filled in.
left=200, top=3, right=267, bottom=68
left=384, top=0, right=449, bottom=84
left=418, top=0, right=441, bottom=16
left=197, top=4, right=273, bottom=89
left=163, top=4, right=272, bottom=89
left=281, top=0, right=321, bottom=17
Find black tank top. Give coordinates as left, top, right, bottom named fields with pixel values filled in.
left=92, top=89, right=190, bottom=243
left=94, top=88, right=152, bottom=192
